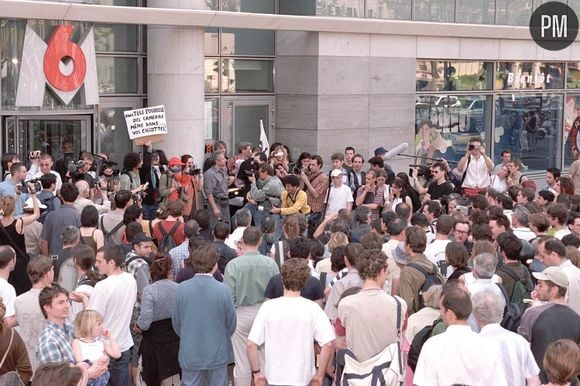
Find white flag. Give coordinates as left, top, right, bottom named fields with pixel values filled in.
left=259, top=119, right=269, bottom=154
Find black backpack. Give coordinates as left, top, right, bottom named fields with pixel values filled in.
left=157, top=222, right=180, bottom=252
left=496, top=283, right=522, bottom=332
left=407, top=262, right=444, bottom=310
left=497, top=264, right=533, bottom=314
left=407, top=318, right=443, bottom=372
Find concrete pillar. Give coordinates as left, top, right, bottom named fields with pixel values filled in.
left=147, top=0, right=205, bottom=163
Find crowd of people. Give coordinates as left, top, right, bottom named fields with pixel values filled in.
left=0, top=135, right=579, bottom=386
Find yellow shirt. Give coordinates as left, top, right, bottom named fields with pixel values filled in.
left=280, top=190, right=310, bottom=215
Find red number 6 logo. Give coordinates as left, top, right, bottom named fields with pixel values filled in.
left=43, top=25, right=87, bottom=92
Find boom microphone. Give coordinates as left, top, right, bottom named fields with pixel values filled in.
left=383, top=143, right=409, bottom=160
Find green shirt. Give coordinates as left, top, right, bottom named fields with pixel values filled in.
left=224, top=251, right=279, bottom=307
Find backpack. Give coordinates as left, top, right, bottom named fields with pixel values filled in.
left=156, top=222, right=180, bottom=252
left=407, top=262, right=444, bottom=310
left=497, top=265, right=533, bottom=314
left=100, top=216, right=125, bottom=248
left=340, top=297, right=404, bottom=386
left=496, top=283, right=522, bottom=332
left=38, top=194, right=59, bottom=224
left=407, top=318, right=443, bottom=372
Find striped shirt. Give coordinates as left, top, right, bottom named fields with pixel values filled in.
left=305, top=172, right=328, bottom=213
left=37, top=320, right=75, bottom=365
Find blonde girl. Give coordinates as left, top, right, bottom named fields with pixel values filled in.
left=72, top=310, right=121, bottom=386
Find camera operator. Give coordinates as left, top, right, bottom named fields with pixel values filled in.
left=243, top=164, right=283, bottom=228
left=412, top=160, right=454, bottom=203
left=179, top=154, right=203, bottom=221
left=67, top=151, right=97, bottom=187
left=159, top=157, right=188, bottom=209
left=73, top=180, right=111, bottom=215
left=26, top=153, right=63, bottom=192
left=139, top=141, right=162, bottom=220
left=237, top=150, right=267, bottom=199
left=0, top=163, right=30, bottom=217
left=456, top=137, right=494, bottom=198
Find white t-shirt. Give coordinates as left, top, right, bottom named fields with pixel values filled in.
left=424, top=239, right=450, bottom=268
left=15, top=288, right=45, bottom=370
left=248, top=296, right=335, bottom=385
left=0, top=277, right=16, bottom=318
left=78, top=339, right=105, bottom=362
left=324, top=184, right=353, bottom=218
left=89, top=272, right=137, bottom=352
left=414, top=325, right=503, bottom=386
left=70, top=283, right=95, bottom=325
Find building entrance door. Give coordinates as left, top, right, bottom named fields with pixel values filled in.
left=2, top=114, right=93, bottom=166
left=220, top=97, right=275, bottom=151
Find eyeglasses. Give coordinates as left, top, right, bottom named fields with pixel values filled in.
left=454, top=230, right=469, bottom=235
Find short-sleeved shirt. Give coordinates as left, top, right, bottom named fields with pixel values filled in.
left=324, top=184, right=353, bottom=218
left=203, top=166, right=229, bottom=199
left=426, top=180, right=454, bottom=200
left=355, top=185, right=385, bottom=221
left=41, top=204, right=81, bottom=255
left=0, top=278, right=16, bottom=318
left=248, top=296, right=335, bottom=386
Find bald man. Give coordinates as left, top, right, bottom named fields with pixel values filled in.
left=73, top=180, right=111, bottom=215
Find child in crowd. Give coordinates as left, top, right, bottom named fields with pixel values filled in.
left=72, top=310, right=121, bottom=386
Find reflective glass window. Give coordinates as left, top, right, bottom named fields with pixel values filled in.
left=564, top=94, right=580, bottom=168
left=94, top=24, right=138, bottom=52
left=221, top=0, right=275, bottom=13
left=495, top=0, right=533, bottom=25
left=366, top=0, right=412, bottom=20
left=414, top=95, right=491, bottom=164
left=414, top=0, right=454, bottom=22
left=96, top=57, right=139, bottom=94
left=495, top=63, right=564, bottom=90
left=221, top=29, right=275, bottom=56
left=205, top=28, right=219, bottom=56
left=416, top=61, right=493, bottom=91
left=279, top=0, right=316, bottom=15
left=317, top=0, right=365, bottom=17
left=494, top=94, right=563, bottom=172
left=204, top=98, right=219, bottom=140
left=456, top=0, right=494, bottom=24
left=221, top=60, right=274, bottom=93
left=205, top=58, right=220, bottom=94
left=567, top=63, right=580, bottom=88
left=98, top=106, right=133, bottom=165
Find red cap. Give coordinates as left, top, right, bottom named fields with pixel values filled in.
left=168, top=157, right=185, bottom=166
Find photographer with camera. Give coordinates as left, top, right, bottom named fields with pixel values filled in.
left=26, top=153, right=63, bottom=192
left=456, top=137, right=494, bottom=198
left=74, top=180, right=111, bottom=215
left=411, top=160, right=454, bottom=203
left=159, top=157, right=188, bottom=210
left=0, top=163, right=32, bottom=218
left=237, top=150, right=267, bottom=199
left=69, top=152, right=98, bottom=187
left=243, top=164, right=283, bottom=228
left=179, top=154, right=203, bottom=221
left=120, top=152, right=148, bottom=198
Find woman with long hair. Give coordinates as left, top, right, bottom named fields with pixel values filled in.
left=385, top=178, right=413, bottom=214
left=269, top=144, right=290, bottom=179
left=0, top=192, right=39, bottom=295
left=136, top=252, right=180, bottom=386
left=556, top=176, right=575, bottom=197
left=395, top=172, right=421, bottom=212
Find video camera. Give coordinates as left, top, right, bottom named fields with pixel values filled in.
left=20, top=178, right=42, bottom=194
left=409, top=164, right=433, bottom=180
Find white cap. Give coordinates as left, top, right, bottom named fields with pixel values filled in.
left=330, top=169, right=343, bottom=178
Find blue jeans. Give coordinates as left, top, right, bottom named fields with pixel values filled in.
left=108, top=348, right=131, bottom=386
left=181, top=366, right=228, bottom=386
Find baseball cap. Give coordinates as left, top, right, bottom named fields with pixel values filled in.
left=132, top=232, right=153, bottom=246
left=330, top=169, right=343, bottom=178
left=374, top=147, right=387, bottom=156
left=532, top=266, right=569, bottom=288
left=168, top=157, right=185, bottom=166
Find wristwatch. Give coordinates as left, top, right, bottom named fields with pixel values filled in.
left=252, top=369, right=260, bottom=374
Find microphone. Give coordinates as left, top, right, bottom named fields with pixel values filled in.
left=383, top=143, right=409, bottom=160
